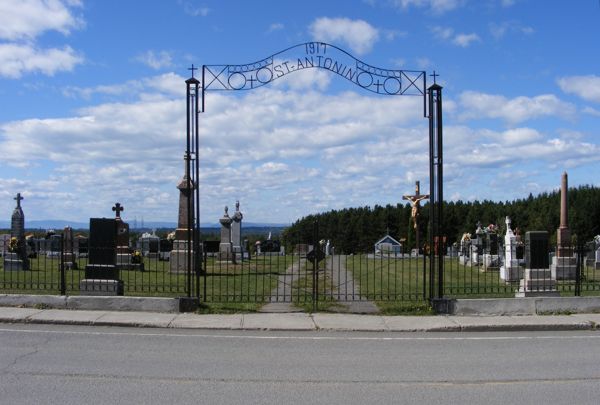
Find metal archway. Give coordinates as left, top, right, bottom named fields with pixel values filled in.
left=182, top=42, right=444, bottom=303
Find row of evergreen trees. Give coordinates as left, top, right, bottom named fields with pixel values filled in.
left=282, top=185, right=600, bottom=254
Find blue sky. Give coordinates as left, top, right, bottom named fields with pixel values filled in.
left=1, top=0, right=600, bottom=226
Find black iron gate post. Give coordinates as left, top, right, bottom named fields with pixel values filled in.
left=575, top=244, right=586, bottom=297
left=312, top=220, right=319, bottom=312
left=428, top=80, right=445, bottom=306
left=59, top=235, right=66, bottom=296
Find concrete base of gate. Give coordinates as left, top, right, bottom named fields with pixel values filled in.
left=437, top=296, right=600, bottom=316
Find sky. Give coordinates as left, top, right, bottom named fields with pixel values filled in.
left=1, top=0, right=600, bottom=227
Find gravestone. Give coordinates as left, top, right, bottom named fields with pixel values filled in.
left=159, top=238, right=172, bottom=261
left=46, top=234, right=62, bottom=258
left=595, top=247, right=600, bottom=270
left=500, top=217, right=521, bottom=281
left=516, top=231, right=558, bottom=297
left=3, top=193, right=29, bottom=271
left=231, top=201, right=244, bottom=260
left=62, top=226, right=77, bottom=269
left=74, top=235, right=88, bottom=258
left=0, top=234, right=11, bottom=256
left=218, top=206, right=234, bottom=261
left=170, top=154, right=196, bottom=273
left=80, top=218, right=123, bottom=295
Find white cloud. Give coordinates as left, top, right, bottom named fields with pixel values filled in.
left=452, top=33, right=481, bottom=47
left=135, top=50, right=173, bottom=70
left=180, top=1, right=209, bottom=17
left=457, top=91, right=577, bottom=124
left=583, top=106, right=600, bottom=117
left=0, top=0, right=84, bottom=79
left=0, top=0, right=83, bottom=41
left=432, top=26, right=480, bottom=47
left=557, top=75, right=600, bottom=103
left=393, top=0, right=464, bottom=14
left=490, top=21, right=534, bottom=39
left=267, top=23, right=284, bottom=33
left=309, top=17, right=379, bottom=55
left=62, top=73, right=183, bottom=99
left=431, top=26, right=454, bottom=40
left=0, top=43, right=82, bottom=78
left=2, top=71, right=600, bottom=223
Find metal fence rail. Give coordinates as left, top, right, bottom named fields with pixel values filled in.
left=2, top=241, right=599, bottom=308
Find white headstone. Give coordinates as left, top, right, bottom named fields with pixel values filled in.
left=500, top=216, right=521, bottom=281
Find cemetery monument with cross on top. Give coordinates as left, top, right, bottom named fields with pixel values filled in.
left=177, top=42, right=445, bottom=302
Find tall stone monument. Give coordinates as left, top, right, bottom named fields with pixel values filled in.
left=3, top=193, right=30, bottom=271
left=218, top=206, right=234, bottom=261
left=170, top=154, right=195, bottom=274
left=231, top=201, right=244, bottom=259
left=550, top=172, right=577, bottom=280
left=500, top=216, right=521, bottom=281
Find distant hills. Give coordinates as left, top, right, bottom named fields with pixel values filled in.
left=0, top=219, right=289, bottom=231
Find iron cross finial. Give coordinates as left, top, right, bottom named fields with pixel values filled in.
left=112, top=202, right=124, bottom=218
left=14, top=193, right=23, bottom=208
left=188, top=64, right=198, bottom=78
left=430, top=70, right=439, bottom=84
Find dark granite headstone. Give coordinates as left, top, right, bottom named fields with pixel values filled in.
left=160, top=238, right=173, bottom=252
left=525, top=231, right=549, bottom=269
left=85, top=218, right=119, bottom=279
left=203, top=240, right=220, bottom=254
left=488, top=233, right=498, bottom=255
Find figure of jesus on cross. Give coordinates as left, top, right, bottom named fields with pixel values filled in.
left=403, top=181, right=429, bottom=253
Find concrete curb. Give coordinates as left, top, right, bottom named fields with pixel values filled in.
left=447, top=296, right=600, bottom=316
left=0, top=294, right=180, bottom=313
left=1, top=306, right=599, bottom=332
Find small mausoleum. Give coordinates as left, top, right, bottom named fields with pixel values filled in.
left=374, top=235, right=402, bottom=255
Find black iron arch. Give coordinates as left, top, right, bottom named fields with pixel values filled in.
left=202, top=42, right=426, bottom=98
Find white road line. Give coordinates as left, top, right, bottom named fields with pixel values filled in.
left=0, top=327, right=599, bottom=341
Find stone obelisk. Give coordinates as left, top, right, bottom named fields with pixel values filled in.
left=556, top=172, right=571, bottom=257
left=550, top=172, right=577, bottom=279
left=170, top=154, right=195, bottom=273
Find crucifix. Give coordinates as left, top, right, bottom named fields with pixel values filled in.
left=403, top=181, right=429, bottom=253
left=112, top=202, right=124, bottom=218
left=14, top=193, right=23, bottom=208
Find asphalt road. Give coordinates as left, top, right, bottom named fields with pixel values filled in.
left=1, top=324, right=599, bottom=404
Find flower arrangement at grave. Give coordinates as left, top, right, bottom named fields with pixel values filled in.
left=486, top=224, right=498, bottom=234
left=167, top=232, right=175, bottom=241
left=8, top=237, right=19, bottom=253
left=132, top=250, right=142, bottom=264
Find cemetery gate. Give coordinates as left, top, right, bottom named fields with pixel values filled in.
left=183, top=42, right=446, bottom=307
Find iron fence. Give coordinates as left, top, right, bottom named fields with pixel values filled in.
left=1, top=234, right=599, bottom=310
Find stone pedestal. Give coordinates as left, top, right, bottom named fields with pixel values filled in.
left=170, top=238, right=194, bottom=274
left=550, top=255, right=577, bottom=280
left=515, top=268, right=560, bottom=297
left=63, top=252, right=78, bottom=270
left=3, top=252, right=29, bottom=271
left=79, top=279, right=124, bottom=295
left=595, top=248, right=600, bottom=270
left=482, top=254, right=499, bottom=271
left=516, top=231, right=558, bottom=297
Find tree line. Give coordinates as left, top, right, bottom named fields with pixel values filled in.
left=282, top=185, right=600, bottom=254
